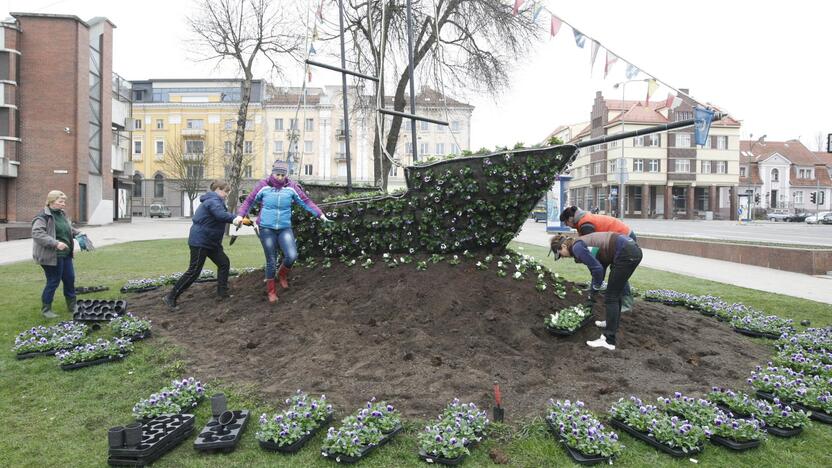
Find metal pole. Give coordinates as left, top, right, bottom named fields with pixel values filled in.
left=619, top=82, right=626, bottom=219
left=405, top=0, right=418, bottom=162
left=337, top=0, right=352, bottom=192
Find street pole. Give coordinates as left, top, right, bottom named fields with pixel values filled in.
left=619, top=82, right=626, bottom=220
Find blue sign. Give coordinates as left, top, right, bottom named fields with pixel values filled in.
left=694, top=107, right=715, bottom=146
left=546, top=175, right=572, bottom=232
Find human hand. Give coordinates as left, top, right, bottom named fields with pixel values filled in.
left=56, top=241, right=68, bottom=251
left=319, top=214, right=333, bottom=223
left=232, top=216, right=243, bottom=226
left=241, top=217, right=253, bottom=226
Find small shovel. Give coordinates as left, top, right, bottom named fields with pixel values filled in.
left=493, top=383, right=504, bottom=422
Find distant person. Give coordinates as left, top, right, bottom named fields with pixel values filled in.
left=31, top=190, right=88, bottom=318
left=560, top=206, right=638, bottom=313
left=550, top=232, right=643, bottom=351
left=163, top=180, right=243, bottom=309
left=240, top=160, right=329, bottom=304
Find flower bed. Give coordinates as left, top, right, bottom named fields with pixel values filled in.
left=256, top=391, right=333, bottom=453
left=321, top=398, right=402, bottom=463
left=110, top=313, right=152, bottom=340
left=773, top=349, right=832, bottom=378
left=731, top=313, right=793, bottom=339
left=779, top=328, right=832, bottom=353
left=417, top=399, right=490, bottom=464
left=546, top=399, right=622, bottom=464
left=642, top=289, right=695, bottom=306
left=12, top=322, right=88, bottom=358
left=657, top=392, right=719, bottom=427
left=609, top=396, right=705, bottom=457
left=709, top=412, right=765, bottom=450
left=544, top=306, right=592, bottom=336
left=132, top=377, right=205, bottom=420
left=55, top=337, right=133, bottom=370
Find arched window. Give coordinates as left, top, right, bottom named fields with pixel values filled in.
left=771, top=169, right=779, bottom=182
left=132, top=173, right=142, bottom=197
left=154, top=174, right=164, bottom=198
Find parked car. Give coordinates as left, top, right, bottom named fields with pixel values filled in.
left=821, top=213, right=832, bottom=225
left=149, top=203, right=172, bottom=218
left=785, top=212, right=810, bottom=222
left=766, top=209, right=790, bottom=222
left=532, top=208, right=547, bottom=223
left=806, top=211, right=832, bottom=224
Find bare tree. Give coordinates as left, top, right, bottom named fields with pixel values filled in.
left=187, top=0, right=301, bottom=214
left=162, top=136, right=216, bottom=217
left=320, top=0, right=541, bottom=189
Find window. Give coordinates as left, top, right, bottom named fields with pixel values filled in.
left=420, top=121, right=429, bottom=131
left=420, top=142, right=429, bottom=155
left=675, top=159, right=690, bottom=173
left=436, top=143, right=445, bottom=155
left=633, top=159, right=644, bottom=172
left=305, top=118, right=314, bottom=131
left=304, top=140, right=313, bottom=153
left=674, top=111, right=692, bottom=121
left=701, top=161, right=712, bottom=174
left=798, top=168, right=813, bottom=178
left=794, top=191, right=804, bottom=204
left=740, top=167, right=747, bottom=177
left=405, top=142, right=413, bottom=154
left=289, top=118, right=298, bottom=130
left=274, top=118, right=284, bottom=130
left=132, top=90, right=144, bottom=101
left=224, top=141, right=232, bottom=155
left=451, top=120, right=461, bottom=132
left=676, top=133, right=691, bottom=147
left=186, top=119, right=204, bottom=129
left=186, top=140, right=204, bottom=154
left=338, top=119, right=345, bottom=130
left=133, top=140, right=142, bottom=154
left=224, top=119, right=233, bottom=130
left=244, top=141, right=253, bottom=154
left=608, top=160, right=618, bottom=174
left=186, top=164, right=204, bottom=179
left=132, top=174, right=142, bottom=197
left=716, top=161, right=727, bottom=174
left=450, top=144, right=460, bottom=155
left=592, top=161, right=603, bottom=175
left=243, top=165, right=252, bottom=178
left=274, top=141, right=284, bottom=154
left=154, top=174, right=164, bottom=198
left=436, top=123, right=445, bottom=132
left=633, top=136, right=644, bottom=147
left=155, top=119, right=164, bottom=129
left=648, top=134, right=660, bottom=147
left=134, top=119, right=142, bottom=130
left=771, top=168, right=779, bottom=182
left=648, top=159, right=660, bottom=173
left=715, top=135, right=728, bottom=150
left=155, top=140, right=164, bottom=155
left=304, top=164, right=313, bottom=176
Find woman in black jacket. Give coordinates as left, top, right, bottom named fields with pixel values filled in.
left=163, top=180, right=243, bottom=309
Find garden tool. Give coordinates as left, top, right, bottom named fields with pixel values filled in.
left=493, top=383, right=504, bottom=422
left=229, top=216, right=255, bottom=245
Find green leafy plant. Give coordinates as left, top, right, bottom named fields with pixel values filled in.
left=12, top=322, right=88, bottom=354
left=256, top=391, right=333, bottom=446
left=110, top=313, right=151, bottom=338
left=55, top=337, right=133, bottom=365
left=544, top=306, right=590, bottom=332
left=547, top=399, right=623, bottom=458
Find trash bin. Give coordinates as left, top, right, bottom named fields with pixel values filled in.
left=704, top=211, right=713, bottom=220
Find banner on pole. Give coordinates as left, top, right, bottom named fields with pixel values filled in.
left=694, top=107, right=715, bottom=146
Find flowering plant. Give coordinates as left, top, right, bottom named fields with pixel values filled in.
left=774, top=349, right=832, bottom=378
left=609, top=397, right=705, bottom=452
left=547, top=399, right=623, bottom=458
left=779, top=328, right=832, bottom=352
left=731, top=313, right=793, bottom=336
left=544, top=306, right=590, bottom=332
left=710, top=412, right=765, bottom=442
left=132, top=377, right=205, bottom=419
left=55, top=337, right=132, bottom=365
left=609, top=396, right=660, bottom=432
left=256, top=391, right=333, bottom=446
left=748, top=364, right=807, bottom=402
left=418, top=424, right=469, bottom=459
left=321, top=398, right=400, bottom=457
left=110, top=313, right=152, bottom=338
left=753, top=398, right=810, bottom=429
left=707, top=387, right=758, bottom=416
left=657, top=392, right=718, bottom=426
left=12, top=322, right=88, bottom=354
left=438, top=399, right=489, bottom=441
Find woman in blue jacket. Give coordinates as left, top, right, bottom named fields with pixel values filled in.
left=163, top=180, right=243, bottom=308
left=254, top=160, right=328, bottom=303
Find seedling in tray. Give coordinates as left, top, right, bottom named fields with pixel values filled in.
left=321, top=398, right=402, bottom=463
left=110, top=313, right=152, bottom=340
left=56, top=337, right=133, bottom=370
left=12, top=321, right=88, bottom=359
left=257, top=390, right=334, bottom=453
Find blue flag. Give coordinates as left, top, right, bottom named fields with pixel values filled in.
left=625, top=64, right=640, bottom=79
left=573, top=29, right=586, bottom=48
left=694, top=107, right=715, bottom=146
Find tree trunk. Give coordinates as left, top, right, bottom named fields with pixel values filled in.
left=226, top=71, right=253, bottom=217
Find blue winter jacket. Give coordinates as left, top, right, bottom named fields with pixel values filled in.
left=254, top=183, right=322, bottom=230
left=188, top=191, right=236, bottom=249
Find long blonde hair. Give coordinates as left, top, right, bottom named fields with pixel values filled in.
left=45, top=190, right=67, bottom=207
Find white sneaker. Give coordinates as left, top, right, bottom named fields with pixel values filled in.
left=595, top=320, right=606, bottom=328
left=587, top=335, right=615, bottom=350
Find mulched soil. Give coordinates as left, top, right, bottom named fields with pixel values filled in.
left=130, top=257, right=773, bottom=418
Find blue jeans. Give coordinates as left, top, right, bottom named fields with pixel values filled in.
left=41, top=256, right=76, bottom=304
left=260, top=227, right=297, bottom=279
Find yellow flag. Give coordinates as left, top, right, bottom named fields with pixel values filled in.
left=645, top=79, right=658, bottom=104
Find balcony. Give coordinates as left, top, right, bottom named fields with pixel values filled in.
left=184, top=153, right=205, bottom=161
left=181, top=128, right=206, bottom=137
left=335, top=152, right=347, bottom=161
left=335, top=129, right=350, bottom=140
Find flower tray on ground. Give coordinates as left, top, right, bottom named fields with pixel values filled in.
left=545, top=418, right=612, bottom=466
left=794, top=404, right=832, bottom=425
left=545, top=315, right=594, bottom=337
left=15, top=349, right=60, bottom=360
left=60, top=354, right=124, bottom=371
left=120, top=285, right=159, bottom=294
left=733, top=327, right=781, bottom=340
left=194, top=278, right=218, bottom=283
left=259, top=414, right=333, bottom=454
left=418, top=449, right=466, bottom=465
left=754, top=390, right=780, bottom=403
left=609, top=419, right=702, bottom=458
left=710, top=435, right=762, bottom=451
left=715, top=404, right=752, bottom=419
left=193, top=410, right=249, bottom=453
left=321, top=425, right=402, bottom=464
left=766, top=426, right=803, bottom=437
left=700, top=310, right=716, bottom=317
left=108, top=414, right=195, bottom=466
left=73, top=299, right=127, bottom=322
left=76, top=285, right=110, bottom=295
left=128, top=331, right=152, bottom=341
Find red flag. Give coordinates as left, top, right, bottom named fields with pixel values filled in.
left=513, top=0, right=524, bottom=15
left=550, top=16, right=562, bottom=38
left=604, top=51, right=618, bottom=79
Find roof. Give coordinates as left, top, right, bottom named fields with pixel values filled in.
left=379, top=87, right=473, bottom=109
left=739, top=140, right=820, bottom=166
left=607, top=103, right=666, bottom=125
left=10, top=12, right=89, bottom=27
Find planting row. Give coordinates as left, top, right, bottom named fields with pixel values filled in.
left=120, top=267, right=257, bottom=293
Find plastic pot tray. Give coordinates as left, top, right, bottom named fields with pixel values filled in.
left=73, top=299, right=128, bottom=322
left=194, top=410, right=249, bottom=453
left=127, top=331, right=152, bottom=341
left=259, top=414, right=333, bottom=454
left=60, top=354, right=124, bottom=371
left=710, top=435, right=761, bottom=451
left=321, top=425, right=402, bottom=463
left=609, top=419, right=702, bottom=458
left=76, top=285, right=110, bottom=295
left=545, top=418, right=613, bottom=465
left=108, top=414, right=195, bottom=466
left=120, top=285, right=159, bottom=294
left=733, top=327, right=782, bottom=340
left=754, top=390, right=781, bottom=403
left=418, top=449, right=466, bottom=465
left=794, top=404, right=832, bottom=425
left=766, top=425, right=803, bottom=437
left=545, top=315, right=594, bottom=337
left=715, top=404, right=751, bottom=419
left=16, top=348, right=60, bottom=360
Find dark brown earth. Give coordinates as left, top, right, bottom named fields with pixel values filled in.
left=130, top=257, right=773, bottom=419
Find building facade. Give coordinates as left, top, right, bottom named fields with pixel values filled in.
left=738, top=139, right=832, bottom=212
left=0, top=13, right=130, bottom=241
left=555, top=90, right=742, bottom=220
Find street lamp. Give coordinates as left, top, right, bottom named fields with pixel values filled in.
left=612, top=79, right=649, bottom=219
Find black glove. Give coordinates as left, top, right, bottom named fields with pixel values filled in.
left=584, top=287, right=599, bottom=310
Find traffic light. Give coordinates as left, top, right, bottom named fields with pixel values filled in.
left=810, top=192, right=817, bottom=204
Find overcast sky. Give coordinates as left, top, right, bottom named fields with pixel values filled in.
left=6, top=0, right=830, bottom=152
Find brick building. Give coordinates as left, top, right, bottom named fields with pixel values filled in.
left=0, top=13, right=130, bottom=241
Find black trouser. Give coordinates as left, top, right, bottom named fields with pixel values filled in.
left=169, top=246, right=230, bottom=300
left=604, top=241, right=643, bottom=345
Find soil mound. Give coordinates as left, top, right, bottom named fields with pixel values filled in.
left=131, top=257, right=772, bottom=418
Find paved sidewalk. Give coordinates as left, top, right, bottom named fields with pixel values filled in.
left=516, top=220, right=832, bottom=304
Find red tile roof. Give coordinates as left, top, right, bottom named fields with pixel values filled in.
left=739, top=140, right=820, bottom=166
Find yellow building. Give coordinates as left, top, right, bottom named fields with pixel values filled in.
left=129, top=79, right=265, bottom=217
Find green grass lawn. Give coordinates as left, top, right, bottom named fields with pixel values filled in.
left=1, top=237, right=831, bottom=467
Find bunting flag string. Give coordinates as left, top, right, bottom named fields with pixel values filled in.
left=309, top=44, right=317, bottom=55
left=666, top=93, right=682, bottom=110
left=550, top=16, right=562, bottom=38
left=513, top=0, right=525, bottom=15
left=645, top=79, right=658, bottom=104
left=589, top=41, right=600, bottom=75
left=316, top=1, right=324, bottom=22
left=532, top=4, right=544, bottom=22
left=625, top=64, right=640, bottom=79
left=604, top=50, right=618, bottom=79
left=573, top=29, right=586, bottom=48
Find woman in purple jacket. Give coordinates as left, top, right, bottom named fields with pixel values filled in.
left=238, top=160, right=329, bottom=303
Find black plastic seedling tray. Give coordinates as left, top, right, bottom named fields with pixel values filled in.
left=609, top=419, right=702, bottom=458
left=194, top=410, right=249, bottom=453
left=710, top=435, right=761, bottom=451
left=715, top=404, right=752, bottom=419
left=418, top=449, right=466, bottom=465
left=60, top=355, right=124, bottom=371
left=120, top=285, right=159, bottom=294
left=74, top=299, right=127, bottom=322
left=794, top=404, right=832, bottom=424
left=76, top=285, right=110, bottom=295
left=322, top=425, right=402, bottom=463
left=108, top=414, right=195, bottom=466
left=545, top=418, right=613, bottom=465
left=545, top=314, right=594, bottom=337
left=127, top=331, right=152, bottom=341
left=766, top=425, right=803, bottom=437
left=16, top=349, right=61, bottom=360
left=733, top=327, right=782, bottom=340
left=259, top=414, right=333, bottom=454
left=754, top=390, right=779, bottom=403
